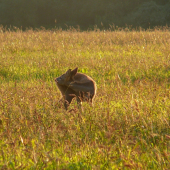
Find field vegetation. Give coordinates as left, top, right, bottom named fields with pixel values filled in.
left=0, top=27, right=170, bottom=169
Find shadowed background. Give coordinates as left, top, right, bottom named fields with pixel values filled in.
left=0, top=0, right=170, bottom=30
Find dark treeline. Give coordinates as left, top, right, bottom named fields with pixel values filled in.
left=0, top=0, right=170, bottom=30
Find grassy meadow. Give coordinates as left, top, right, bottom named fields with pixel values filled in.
left=0, top=27, right=170, bottom=169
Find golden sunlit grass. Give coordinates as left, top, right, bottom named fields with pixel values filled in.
left=0, top=27, right=170, bottom=169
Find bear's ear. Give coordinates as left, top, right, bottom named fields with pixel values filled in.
left=65, top=69, right=71, bottom=76
left=71, top=67, right=78, bottom=76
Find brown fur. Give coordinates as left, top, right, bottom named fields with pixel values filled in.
left=55, top=67, right=97, bottom=110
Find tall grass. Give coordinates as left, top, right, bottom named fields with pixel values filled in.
left=0, top=27, right=170, bottom=169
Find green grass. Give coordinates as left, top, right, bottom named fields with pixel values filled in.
left=0, top=28, right=170, bottom=169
